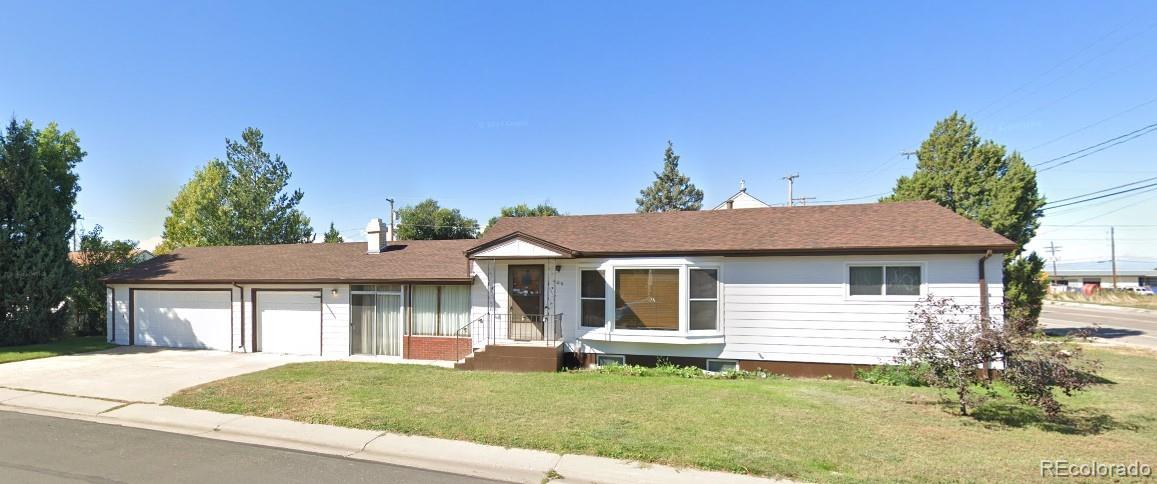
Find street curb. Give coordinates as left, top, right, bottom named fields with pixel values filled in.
left=0, top=400, right=790, bottom=484
left=1044, top=300, right=1156, bottom=314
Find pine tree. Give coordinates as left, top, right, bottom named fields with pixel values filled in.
left=323, top=222, right=344, bottom=243
left=636, top=141, right=704, bottom=212
left=0, top=120, right=82, bottom=345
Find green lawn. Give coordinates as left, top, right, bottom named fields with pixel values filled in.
left=166, top=347, right=1157, bottom=483
left=0, top=336, right=115, bottom=364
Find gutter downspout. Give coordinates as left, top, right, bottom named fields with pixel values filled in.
left=233, top=282, right=246, bottom=352
left=977, top=251, right=993, bottom=381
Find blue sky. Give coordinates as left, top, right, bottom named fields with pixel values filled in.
left=3, top=1, right=1155, bottom=262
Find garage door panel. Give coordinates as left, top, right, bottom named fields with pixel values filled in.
left=258, top=291, right=322, bottom=355
left=134, top=290, right=232, bottom=351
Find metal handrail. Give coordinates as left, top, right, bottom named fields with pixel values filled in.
left=453, top=313, right=564, bottom=363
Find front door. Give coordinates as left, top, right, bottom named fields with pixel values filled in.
left=508, top=264, right=544, bottom=340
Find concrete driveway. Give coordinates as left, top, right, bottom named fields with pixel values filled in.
left=0, top=347, right=314, bottom=403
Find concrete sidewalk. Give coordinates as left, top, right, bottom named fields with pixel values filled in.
left=0, top=387, right=791, bottom=484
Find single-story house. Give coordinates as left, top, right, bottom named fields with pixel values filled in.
left=102, top=200, right=1014, bottom=377
left=1048, top=260, right=1157, bottom=294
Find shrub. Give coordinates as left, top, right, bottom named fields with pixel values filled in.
left=856, top=364, right=928, bottom=387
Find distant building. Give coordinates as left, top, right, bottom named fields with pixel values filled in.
left=712, top=180, right=771, bottom=210
left=1048, top=259, right=1157, bottom=294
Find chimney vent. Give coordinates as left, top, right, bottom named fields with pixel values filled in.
left=366, top=218, right=387, bottom=254
left=725, top=200, right=734, bottom=209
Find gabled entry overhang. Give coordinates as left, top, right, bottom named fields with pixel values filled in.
left=465, top=232, right=576, bottom=259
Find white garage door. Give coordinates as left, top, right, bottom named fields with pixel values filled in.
left=134, top=290, right=232, bottom=350
left=257, top=291, right=322, bottom=355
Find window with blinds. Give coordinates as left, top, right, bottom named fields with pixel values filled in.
left=614, top=268, right=679, bottom=330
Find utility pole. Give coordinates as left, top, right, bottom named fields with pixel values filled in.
left=1110, top=226, right=1118, bottom=289
left=782, top=173, right=799, bottom=206
left=1046, top=241, right=1061, bottom=281
left=385, top=198, right=396, bottom=242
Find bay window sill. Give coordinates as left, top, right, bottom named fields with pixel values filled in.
left=578, top=328, right=725, bottom=345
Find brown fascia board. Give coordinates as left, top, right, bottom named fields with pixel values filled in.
left=464, top=231, right=577, bottom=258
left=573, top=244, right=1017, bottom=258
left=103, top=277, right=474, bottom=285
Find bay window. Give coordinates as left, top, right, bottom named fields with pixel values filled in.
left=689, top=269, right=718, bottom=330
left=580, top=270, right=606, bottom=327
left=615, top=268, right=680, bottom=330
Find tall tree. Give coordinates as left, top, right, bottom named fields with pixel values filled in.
left=885, top=113, right=1047, bottom=329
left=0, top=120, right=83, bottom=345
left=158, top=128, right=313, bottom=252
left=636, top=141, right=704, bottom=212
left=70, top=225, right=137, bottom=336
left=485, top=202, right=560, bottom=232
left=396, top=199, right=479, bottom=240
left=323, top=222, right=344, bottom=243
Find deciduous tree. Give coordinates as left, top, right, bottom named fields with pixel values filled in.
left=158, top=128, right=313, bottom=252
left=485, top=202, right=560, bottom=232
left=885, top=113, right=1047, bottom=330
left=70, top=225, right=137, bottom=336
left=396, top=199, right=478, bottom=240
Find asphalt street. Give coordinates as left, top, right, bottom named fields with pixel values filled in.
left=0, top=411, right=505, bottom=484
left=1040, top=303, right=1157, bottom=349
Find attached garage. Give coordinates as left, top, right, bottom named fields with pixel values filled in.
left=256, top=290, right=322, bottom=355
left=132, top=290, right=233, bottom=350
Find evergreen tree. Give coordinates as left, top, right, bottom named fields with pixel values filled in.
left=0, top=119, right=83, bottom=345
left=485, top=202, right=560, bottom=232
left=885, top=113, right=1047, bottom=330
left=323, top=222, right=344, bottom=243
left=636, top=141, right=704, bottom=212
left=396, top=199, right=478, bottom=240
left=158, top=128, right=313, bottom=252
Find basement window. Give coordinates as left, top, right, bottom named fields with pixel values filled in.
left=595, top=354, right=626, bottom=367
left=706, top=359, right=738, bottom=372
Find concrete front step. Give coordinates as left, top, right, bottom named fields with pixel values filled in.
left=456, top=343, right=562, bottom=372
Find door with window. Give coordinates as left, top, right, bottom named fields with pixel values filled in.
left=507, top=265, right=544, bottom=340
left=350, top=285, right=403, bottom=356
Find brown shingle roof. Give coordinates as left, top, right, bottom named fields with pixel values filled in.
left=469, top=201, right=1016, bottom=257
left=102, top=240, right=474, bottom=284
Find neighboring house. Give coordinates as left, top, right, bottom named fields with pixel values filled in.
left=1048, top=259, right=1157, bottom=294
left=711, top=180, right=771, bottom=210
left=102, top=201, right=1013, bottom=377
left=69, top=249, right=155, bottom=265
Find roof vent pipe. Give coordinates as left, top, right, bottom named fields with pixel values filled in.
left=725, top=200, right=734, bottom=210
left=366, top=218, right=387, bottom=254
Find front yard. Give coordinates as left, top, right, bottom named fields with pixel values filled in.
left=0, top=336, right=115, bottom=364
left=167, top=347, right=1157, bottom=483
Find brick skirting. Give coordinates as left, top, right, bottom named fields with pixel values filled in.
left=406, top=335, right=473, bottom=361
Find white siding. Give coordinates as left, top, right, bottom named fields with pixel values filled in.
left=473, top=238, right=565, bottom=258
left=106, top=283, right=350, bottom=356
left=473, top=253, right=1004, bottom=366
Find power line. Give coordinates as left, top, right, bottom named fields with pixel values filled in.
left=1047, top=176, right=1157, bottom=204
left=813, top=192, right=888, bottom=204
left=1042, top=182, right=1157, bottom=211
left=1033, top=122, right=1157, bottom=171
left=1024, top=97, right=1157, bottom=152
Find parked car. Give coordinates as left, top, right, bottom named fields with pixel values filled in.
left=1127, top=286, right=1155, bottom=296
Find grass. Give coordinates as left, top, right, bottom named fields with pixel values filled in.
left=166, top=347, right=1157, bottom=483
left=0, top=336, right=115, bottom=364
left=1048, top=291, right=1157, bottom=310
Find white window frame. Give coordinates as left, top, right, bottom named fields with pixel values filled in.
left=687, top=266, right=722, bottom=333
left=844, top=262, right=927, bottom=300
left=578, top=268, right=608, bottom=329
left=706, top=359, right=738, bottom=372
left=576, top=258, right=724, bottom=337
left=595, top=354, right=626, bottom=367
